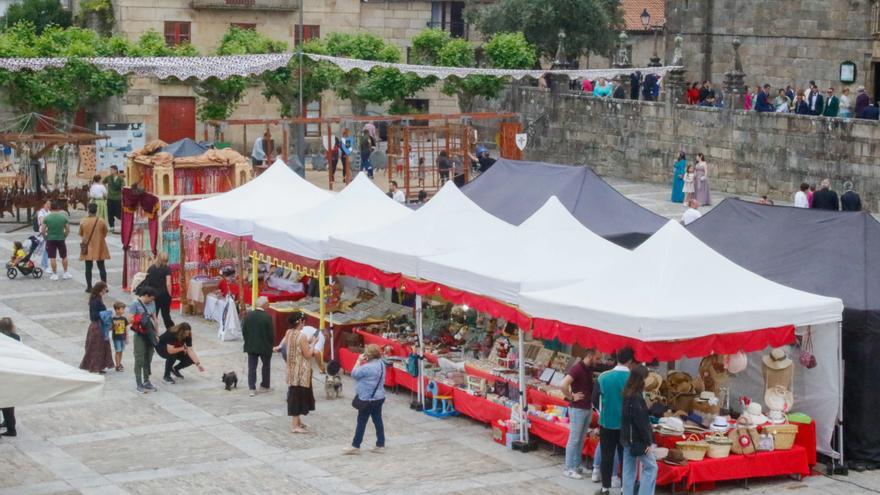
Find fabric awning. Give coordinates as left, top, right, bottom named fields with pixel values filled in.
left=180, top=159, right=332, bottom=238
left=519, top=220, right=844, bottom=361
left=0, top=335, right=103, bottom=408
left=252, top=173, right=410, bottom=261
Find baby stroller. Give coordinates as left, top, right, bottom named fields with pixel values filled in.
left=6, top=236, right=43, bottom=279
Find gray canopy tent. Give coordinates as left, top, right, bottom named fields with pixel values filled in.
left=461, top=159, right=666, bottom=247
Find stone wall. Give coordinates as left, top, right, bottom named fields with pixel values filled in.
left=666, top=0, right=876, bottom=93
left=475, top=86, right=880, bottom=211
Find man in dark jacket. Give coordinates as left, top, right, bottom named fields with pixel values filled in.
left=242, top=296, right=275, bottom=396
left=755, top=84, right=775, bottom=112
left=854, top=86, right=870, bottom=118
left=840, top=181, right=862, bottom=212
left=811, top=179, right=840, bottom=211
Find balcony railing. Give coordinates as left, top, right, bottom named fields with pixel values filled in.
left=191, top=0, right=298, bottom=11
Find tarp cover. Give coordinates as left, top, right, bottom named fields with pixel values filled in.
left=329, top=181, right=516, bottom=278
left=0, top=335, right=104, bottom=408
left=418, top=196, right=630, bottom=305
left=180, top=159, right=332, bottom=238
left=162, top=138, right=209, bottom=158
left=520, top=220, right=844, bottom=361
left=461, top=159, right=666, bottom=247
left=253, top=173, right=411, bottom=261
left=687, top=198, right=880, bottom=462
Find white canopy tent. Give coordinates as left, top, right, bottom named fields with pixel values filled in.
left=180, top=158, right=333, bottom=238
left=0, top=335, right=104, bottom=408
left=252, top=173, right=411, bottom=261
left=520, top=220, right=845, bottom=460
left=520, top=220, right=844, bottom=346
left=418, top=196, right=631, bottom=305
left=329, top=181, right=517, bottom=278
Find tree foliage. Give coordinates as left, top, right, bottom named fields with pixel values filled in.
left=194, top=26, right=286, bottom=122
left=261, top=39, right=337, bottom=117
left=1, top=0, right=72, bottom=35
left=74, top=0, right=114, bottom=36
left=410, top=29, right=535, bottom=112
left=467, top=0, right=622, bottom=63
left=0, top=22, right=132, bottom=124
left=324, top=32, right=432, bottom=115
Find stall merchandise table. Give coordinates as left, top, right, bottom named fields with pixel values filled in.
left=664, top=446, right=811, bottom=489
left=653, top=421, right=817, bottom=467
left=267, top=305, right=357, bottom=357
left=338, top=347, right=396, bottom=387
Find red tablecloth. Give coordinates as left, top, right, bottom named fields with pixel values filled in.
left=528, top=415, right=599, bottom=456
left=657, top=463, right=690, bottom=486
left=392, top=367, right=454, bottom=397
left=452, top=388, right=512, bottom=425
left=681, top=446, right=810, bottom=488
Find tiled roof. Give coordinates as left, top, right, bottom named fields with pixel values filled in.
left=620, top=0, right=666, bottom=32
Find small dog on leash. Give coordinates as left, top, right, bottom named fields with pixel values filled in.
left=222, top=371, right=238, bottom=391
left=325, top=360, right=343, bottom=399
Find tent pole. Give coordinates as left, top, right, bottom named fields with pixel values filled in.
left=519, top=323, right=529, bottom=443
left=250, top=252, right=258, bottom=310
left=415, top=293, right=425, bottom=408
left=837, top=319, right=845, bottom=466
left=328, top=274, right=335, bottom=360
left=318, top=262, right=327, bottom=361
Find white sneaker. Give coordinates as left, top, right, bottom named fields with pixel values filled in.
left=591, top=471, right=600, bottom=483
left=50, top=274, right=59, bottom=281
left=611, top=476, right=621, bottom=488
left=564, top=469, right=584, bottom=480
left=341, top=446, right=360, bottom=455
left=62, top=272, right=72, bottom=280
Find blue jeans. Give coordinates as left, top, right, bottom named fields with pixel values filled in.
left=352, top=398, right=385, bottom=448
left=565, top=407, right=591, bottom=470
left=593, top=442, right=622, bottom=473
left=362, top=158, right=373, bottom=178
left=622, top=446, right=658, bottom=495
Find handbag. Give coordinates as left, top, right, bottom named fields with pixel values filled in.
left=728, top=417, right=759, bottom=455
left=799, top=326, right=817, bottom=369
left=80, top=218, right=98, bottom=257
left=351, top=364, right=384, bottom=411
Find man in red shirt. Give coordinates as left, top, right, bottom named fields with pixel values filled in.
left=560, top=349, right=597, bottom=479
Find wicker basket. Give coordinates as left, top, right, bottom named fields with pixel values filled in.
left=706, top=432, right=732, bottom=458
left=676, top=434, right=710, bottom=461
left=764, top=424, right=798, bottom=450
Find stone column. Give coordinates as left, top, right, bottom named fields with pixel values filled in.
left=663, top=34, right=687, bottom=105
left=612, top=31, right=632, bottom=98
left=548, top=30, right=571, bottom=121
left=722, top=38, right=746, bottom=110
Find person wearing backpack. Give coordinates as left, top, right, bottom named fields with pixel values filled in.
left=343, top=344, right=387, bottom=454
left=128, top=287, right=159, bottom=394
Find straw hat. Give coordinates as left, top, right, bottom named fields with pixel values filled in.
left=742, top=402, right=768, bottom=426
left=764, top=385, right=794, bottom=413
left=762, top=348, right=793, bottom=371
left=658, top=417, right=685, bottom=435
left=710, top=416, right=731, bottom=432
left=695, top=391, right=718, bottom=404
left=663, top=449, right=689, bottom=466
left=724, top=351, right=748, bottom=374
left=645, top=372, right=663, bottom=393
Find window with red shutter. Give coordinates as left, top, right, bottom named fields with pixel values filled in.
left=293, top=25, right=320, bottom=45
left=164, top=21, right=192, bottom=46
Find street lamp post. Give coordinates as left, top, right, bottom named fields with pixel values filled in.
left=295, top=0, right=306, bottom=177
left=640, top=8, right=663, bottom=67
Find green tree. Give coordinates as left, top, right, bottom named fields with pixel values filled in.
left=132, top=30, right=199, bottom=57
left=194, top=26, right=286, bottom=130
left=467, top=0, right=622, bottom=64
left=261, top=38, right=338, bottom=117
left=410, top=29, right=535, bottom=112
left=1, top=0, right=72, bottom=34
left=325, top=32, right=432, bottom=115
left=74, top=0, right=114, bottom=36
left=0, top=22, right=133, bottom=126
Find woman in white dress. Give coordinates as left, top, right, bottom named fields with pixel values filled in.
left=88, top=174, right=109, bottom=225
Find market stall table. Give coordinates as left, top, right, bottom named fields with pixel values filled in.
left=677, top=446, right=810, bottom=488
left=338, top=347, right=396, bottom=387
left=266, top=305, right=345, bottom=358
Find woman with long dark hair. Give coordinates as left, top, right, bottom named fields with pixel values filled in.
left=144, top=252, right=174, bottom=329
left=621, top=364, right=657, bottom=495
left=79, top=282, right=114, bottom=373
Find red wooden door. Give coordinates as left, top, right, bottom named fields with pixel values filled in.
left=499, top=121, right=523, bottom=160
left=158, top=97, right=196, bottom=143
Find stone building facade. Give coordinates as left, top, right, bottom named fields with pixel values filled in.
left=89, top=0, right=469, bottom=148
left=666, top=0, right=879, bottom=100
left=475, top=85, right=880, bottom=212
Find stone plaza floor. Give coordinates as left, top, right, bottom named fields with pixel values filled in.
left=0, top=173, right=877, bottom=495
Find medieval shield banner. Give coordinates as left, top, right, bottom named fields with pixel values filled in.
left=515, top=133, right=528, bottom=151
